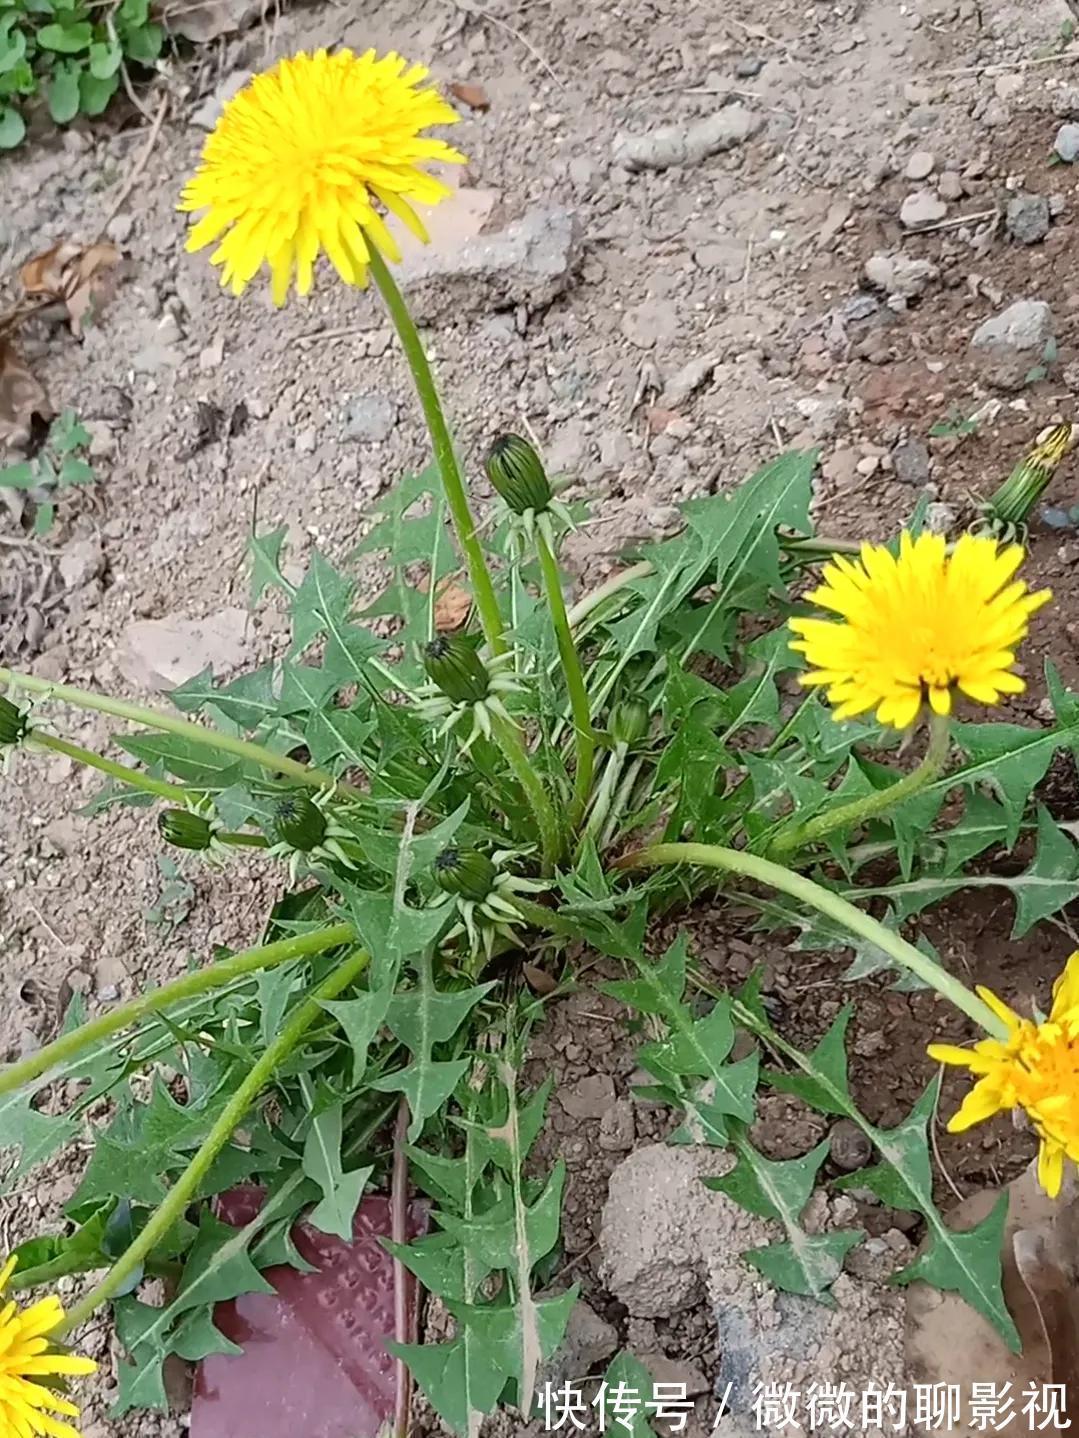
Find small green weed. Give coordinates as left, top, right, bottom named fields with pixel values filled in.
left=0, top=408, right=95, bottom=533
left=0, top=0, right=162, bottom=148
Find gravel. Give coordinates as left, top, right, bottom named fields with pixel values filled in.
left=969, top=299, right=1055, bottom=389
left=1005, top=192, right=1050, bottom=245
left=900, top=189, right=947, bottom=228
left=1054, top=122, right=1079, bottom=163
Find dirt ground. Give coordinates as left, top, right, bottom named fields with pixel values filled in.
left=5, top=0, right=1079, bottom=1430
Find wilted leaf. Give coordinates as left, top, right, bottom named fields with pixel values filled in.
left=415, top=571, right=472, bottom=633
left=449, top=81, right=490, bottom=111
left=0, top=338, right=50, bottom=449
left=20, top=239, right=120, bottom=337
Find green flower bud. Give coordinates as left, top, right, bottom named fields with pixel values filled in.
left=423, top=635, right=490, bottom=705
left=610, top=694, right=650, bottom=748
left=272, top=793, right=327, bottom=852
left=0, top=695, right=26, bottom=748
left=485, top=434, right=553, bottom=516
left=434, top=847, right=497, bottom=902
left=159, top=809, right=214, bottom=851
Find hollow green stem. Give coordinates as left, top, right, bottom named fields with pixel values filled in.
left=535, top=529, right=595, bottom=828
left=490, top=711, right=561, bottom=874
left=367, top=247, right=505, bottom=656
left=217, top=830, right=271, bottom=849
left=612, top=841, right=1009, bottom=1039
left=0, top=667, right=364, bottom=800
left=61, top=946, right=370, bottom=1333
left=769, top=713, right=951, bottom=860
left=28, top=733, right=189, bottom=803
left=0, top=922, right=355, bottom=1097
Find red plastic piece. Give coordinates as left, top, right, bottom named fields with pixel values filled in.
left=191, top=1189, right=428, bottom=1438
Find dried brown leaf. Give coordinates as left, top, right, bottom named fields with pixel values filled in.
left=20, top=240, right=120, bottom=337
left=0, top=339, right=51, bottom=451
left=522, top=962, right=558, bottom=996
left=449, top=81, right=491, bottom=112
left=415, top=572, right=473, bottom=632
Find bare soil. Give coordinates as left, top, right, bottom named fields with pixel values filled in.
left=5, top=0, right=1079, bottom=1429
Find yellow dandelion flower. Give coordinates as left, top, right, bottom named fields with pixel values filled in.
left=0, top=1255, right=97, bottom=1438
left=179, top=47, right=466, bottom=305
left=929, top=953, right=1079, bottom=1198
left=788, top=531, right=1050, bottom=730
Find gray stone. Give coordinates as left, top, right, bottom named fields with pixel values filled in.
left=344, top=394, right=397, bottom=443
left=190, top=70, right=252, bottom=131
left=539, top=1300, right=619, bottom=1388
left=735, top=55, right=764, bottom=78
left=399, top=206, right=581, bottom=323
left=612, top=104, right=761, bottom=171
left=106, top=212, right=134, bottom=245
left=1054, top=122, right=1079, bottom=163
left=116, top=608, right=250, bottom=691
left=864, top=251, right=938, bottom=300
left=621, top=300, right=677, bottom=350
left=938, top=170, right=963, bottom=201
left=891, top=437, right=930, bottom=486
left=662, top=354, right=718, bottom=405
left=294, top=426, right=318, bottom=455
left=969, top=299, right=1055, bottom=389
left=560, top=1073, right=616, bottom=1120
left=59, top=537, right=104, bottom=590
left=904, top=149, right=935, bottom=180
left=900, top=189, right=947, bottom=228
left=83, top=420, right=115, bottom=460
left=925, top=501, right=957, bottom=536
left=598, top=1098, right=636, bottom=1151
left=1006, top=192, right=1050, bottom=245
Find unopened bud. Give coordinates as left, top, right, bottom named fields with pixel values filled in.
left=485, top=434, right=553, bottom=516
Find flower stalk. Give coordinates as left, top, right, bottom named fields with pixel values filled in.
left=612, top=841, right=1009, bottom=1039
left=768, top=712, right=952, bottom=859
left=490, top=711, right=562, bottom=874
left=0, top=922, right=355, bottom=1098
left=367, top=247, right=505, bottom=656
left=29, top=733, right=190, bottom=803
left=0, top=668, right=365, bottom=799
left=61, top=945, right=371, bottom=1334
left=535, top=529, right=595, bottom=828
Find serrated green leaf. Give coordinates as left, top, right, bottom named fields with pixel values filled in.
left=290, top=549, right=356, bottom=653
left=894, top=1194, right=1016, bottom=1346
left=301, top=1099, right=372, bottom=1241
left=278, top=663, right=338, bottom=715
left=602, top=933, right=687, bottom=1014
left=172, top=665, right=279, bottom=728
left=928, top=719, right=1076, bottom=846
left=469, top=1076, right=554, bottom=1175
left=386, top=981, right=495, bottom=1054
left=249, top=524, right=290, bottom=603
left=370, top=1059, right=471, bottom=1141
left=320, top=982, right=393, bottom=1085
left=118, top=731, right=247, bottom=788
left=743, top=1229, right=863, bottom=1299
left=436, top=1160, right=565, bottom=1277
left=304, top=705, right=374, bottom=768
left=598, top=1352, right=657, bottom=1438
left=170, top=1308, right=242, bottom=1362
left=0, top=1094, right=78, bottom=1190
left=385, top=1229, right=470, bottom=1302
left=760, top=1023, right=1018, bottom=1349
left=388, top=1326, right=507, bottom=1438
left=707, top=1134, right=858, bottom=1298
left=112, top=1346, right=168, bottom=1415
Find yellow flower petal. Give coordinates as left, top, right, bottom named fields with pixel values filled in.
left=0, top=1254, right=96, bottom=1438
left=788, top=532, right=1049, bottom=731
left=179, top=47, right=466, bottom=304
left=947, top=1079, right=1008, bottom=1132
left=1038, top=1138, right=1066, bottom=1198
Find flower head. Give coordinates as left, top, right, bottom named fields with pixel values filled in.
left=0, top=1255, right=97, bottom=1438
left=484, top=433, right=575, bottom=550
left=788, top=531, right=1050, bottom=730
left=417, top=635, right=522, bottom=751
left=929, top=953, right=1079, bottom=1197
left=432, top=846, right=547, bottom=958
left=180, top=47, right=465, bottom=305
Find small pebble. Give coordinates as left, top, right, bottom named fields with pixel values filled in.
left=937, top=170, right=963, bottom=201
left=1054, top=122, right=1079, bottom=164
left=900, top=189, right=947, bottom=228
left=904, top=149, right=935, bottom=181
left=735, top=55, right=764, bottom=78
